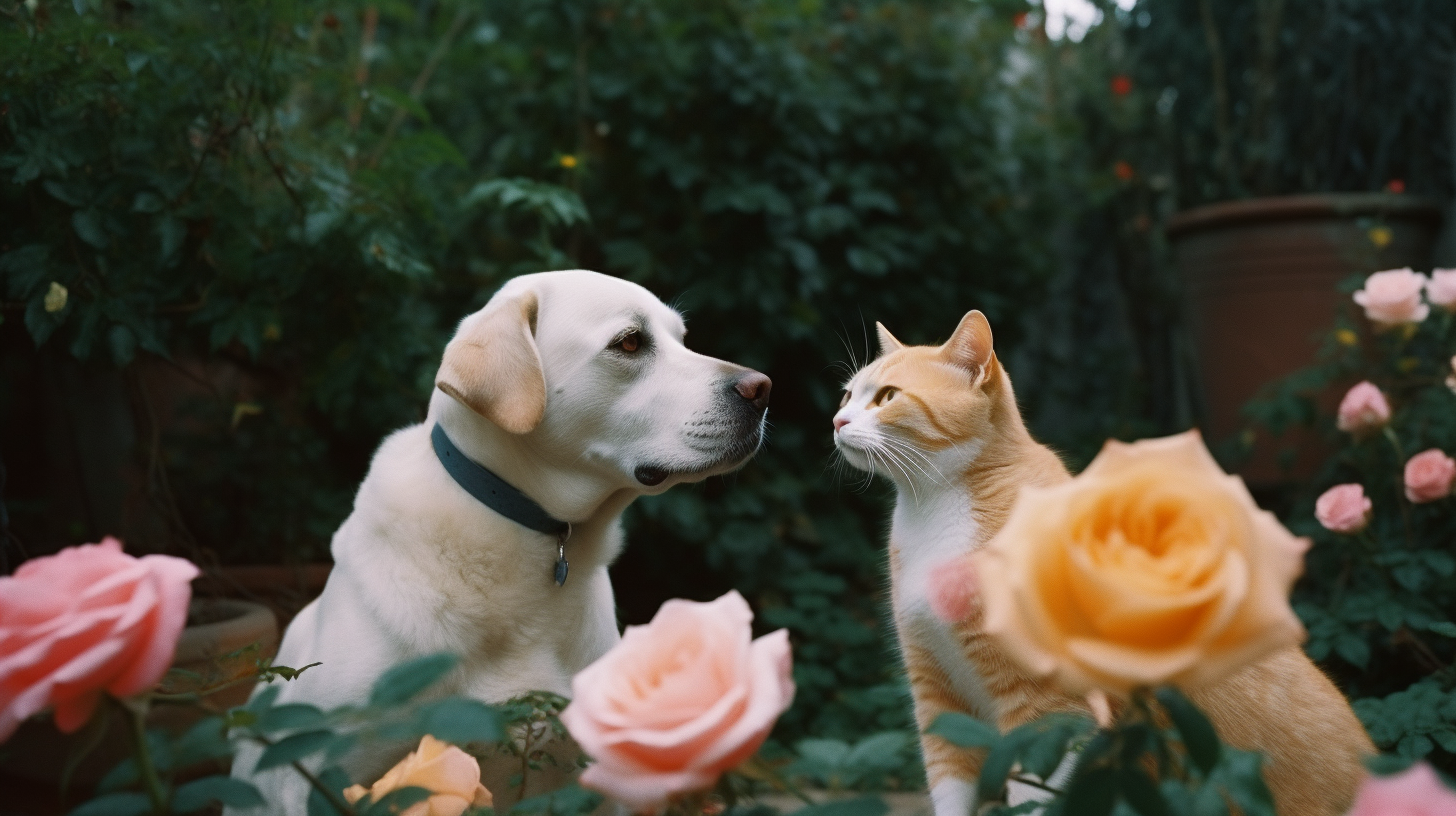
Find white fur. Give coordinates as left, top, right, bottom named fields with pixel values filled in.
left=230, top=271, right=768, bottom=814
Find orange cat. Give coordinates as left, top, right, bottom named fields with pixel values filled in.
left=831, top=311, right=1373, bottom=816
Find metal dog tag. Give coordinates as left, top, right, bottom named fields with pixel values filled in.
left=554, top=539, right=569, bottom=587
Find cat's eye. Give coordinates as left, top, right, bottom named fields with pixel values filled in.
left=839, top=390, right=851, bottom=408
left=873, top=386, right=899, bottom=405
left=610, top=330, right=642, bottom=353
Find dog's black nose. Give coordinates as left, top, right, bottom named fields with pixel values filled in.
left=734, top=372, right=772, bottom=410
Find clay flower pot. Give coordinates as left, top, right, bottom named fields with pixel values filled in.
left=1169, top=192, right=1443, bottom=486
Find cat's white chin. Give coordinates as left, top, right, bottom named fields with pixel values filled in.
left=833, top=439, right=873, bottom=473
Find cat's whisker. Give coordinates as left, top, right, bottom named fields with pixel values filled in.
left=873, top=436, right=942, bottom=489
left=883, top=439, right=946, bottom=485
left=867, top=439, right=924, bottom=503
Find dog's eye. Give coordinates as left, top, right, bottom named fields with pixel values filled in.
left=839, top=390, right=851, bottom=408
left=873, top=386, right=898, bottom=405
left=611, top=330, right=642, bottom=354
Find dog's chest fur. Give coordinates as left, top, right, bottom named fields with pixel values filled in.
left=890, top=488, right=998, bottom=720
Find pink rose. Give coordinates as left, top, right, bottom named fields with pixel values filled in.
left=1347, top=762, right=1456, bottom=816
left=1404, top=449, right=1456, bottom=504
left=928, top=556, right=979, bottom=624
left=560, top=591, right=794, bottom=814
left=1314, top=484, right=1373, bottom=534
left=0, top=538, right=198, bottom=742
left=1429, top=269, right=1456, bottom=312
left=1353, top=268, right=1430, bottom=326
left=1337, top=382, right=1392, bottom=434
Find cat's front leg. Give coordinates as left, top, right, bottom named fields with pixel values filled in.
left=903, top=640, right=985, bottom=816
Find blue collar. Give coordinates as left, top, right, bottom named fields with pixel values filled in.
left=430, top=423, right=572, bottom=586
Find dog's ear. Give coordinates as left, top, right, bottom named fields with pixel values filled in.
left=940, top=310, right=994, bottom=375
left=875, top=322, right=905, bottom=355
left=436, top=291, right=547, bottom=434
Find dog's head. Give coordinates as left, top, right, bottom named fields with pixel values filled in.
left=435, top=270, right=770, bottom=493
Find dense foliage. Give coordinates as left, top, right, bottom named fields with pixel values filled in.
left=1245, top=285, right=1456, bottom=775
left=0, top=0, right=1066, bottom=749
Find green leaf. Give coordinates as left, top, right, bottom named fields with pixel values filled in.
left=1427, top=622, right=1456, bottom=638
left=256, top=730, right=337, bottom=771
left=109, top=324, right=136, bottom=366
left=1062, top=766, right=1116, bottom=816
left=420, top=697, right=503, bottom=744
left=1155, top=688, right=1221, bottom=775
left=307, top=766, right=354, bottom=816
left=256, top=702, right=328, bottom=733
left=790, top=797, right=889, bottom=816
left=1334, top=634, right=1370, bottom=669
left=926, top=712, right=1000, bottom=749
left=369, top=653, right=458, bottom=706
left=158, top=215, right=186, bottom=262
left=361, top=786, right=433, bottom=816
left=1118, top=768, right=1170, bottom=816
left=171, top=717, right=232, bottom=766
left=132, top=192, right=165, bottom=213
left=1397, top=734, right=1434, bottom=758
left=977, top=726, right=1035, bottom=805
left=67, top=792, right=152, bottom=816
left=172, top=776, right=266, bottom=812
left=73, top=209, right=109, bottom=248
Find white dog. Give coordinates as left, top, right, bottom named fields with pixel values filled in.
left=231, top=270, right=771, bottom=813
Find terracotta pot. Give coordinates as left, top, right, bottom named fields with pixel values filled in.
left=193, top=562, right=332, bottom=632
left=1169, top=193, right=1443, bottom=486
left=0, top=598, right=278, bottom=794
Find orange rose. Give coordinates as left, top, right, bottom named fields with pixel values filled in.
left=972, top=431, right=1308, bottom=696
left=342, top=735, right=492, bottom=816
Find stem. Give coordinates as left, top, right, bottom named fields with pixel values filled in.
left=1383, top=426, right=1415, bottom=543
left=1008, top=774, right=1063, bottom=796
left=249, top=735, right=356, bottom=815
left=123, top=700, right=168, bottom=814
left=1197, top=0, right=1240, bottom=196
left=740, top=757, right=816, bottom=806
left=367, top=5, right=471, bottom=167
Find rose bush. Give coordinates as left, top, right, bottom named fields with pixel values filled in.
left=343, top=735, right=493, bottom=816
left=971, top=431, right=1309, bottom=696
left=560, top=591, right=794, bottom=813
left=0, top=537, right=198, bottom=741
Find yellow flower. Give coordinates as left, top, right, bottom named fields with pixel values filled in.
left=44, top=282, right=68, bottom=313
left=1334, top=328, right=1359, bottom=347
left=972, top=431, right=1308, bottom=696
left=1398, top=357, right=1420, bottom=373
left=559, top=154, right=578, bottom=169
left=1368, top=226, right=1393, bottom=248
left=342, top=736, right=492, bottom=816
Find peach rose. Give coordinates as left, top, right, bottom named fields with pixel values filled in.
left=1404, top=449, right=1456, bottom=504
left=1315, top=484, right=1373, bottom=534
left=1353, top=268, right=1430, bottom=326
left=972, top=431, right=1308, bottom=696
left=1347, top=762, right=1456, bottom=816
left=1337, top=382, right=1392, bottom=434
left=342, top=735, right=491, bottom=816
left=560, top=591, right=793, bottom=814
left=1427, top=269, right=1456, bottom=312
left=0, top=538, right=198, bottom=742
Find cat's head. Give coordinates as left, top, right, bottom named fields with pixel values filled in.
left=832, top=310, right=1011, bottom=484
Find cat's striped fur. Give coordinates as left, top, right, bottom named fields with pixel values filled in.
left=831, top=311, right=1373, bottom=816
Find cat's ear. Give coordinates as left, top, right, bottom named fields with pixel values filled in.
left=940, top=310, right=995, bottom=374
left=875, top=322, right=905, bottom=355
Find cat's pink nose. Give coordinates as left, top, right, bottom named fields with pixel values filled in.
left=833, top=417, right=849, bottom=432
